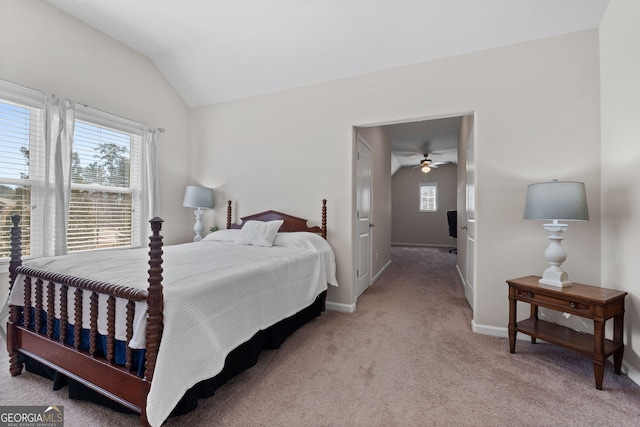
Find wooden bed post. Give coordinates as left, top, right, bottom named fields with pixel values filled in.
left=8, top=214, right=22, bottom=292
left=7, top=214, right=24, bottom=377
left=226, top=200, right=232, bottom=229
left=144, top=217, right=164, bottom=383
left=142, top=217, right=164, bottom=426
left=321, top=199, right=327, bottom=240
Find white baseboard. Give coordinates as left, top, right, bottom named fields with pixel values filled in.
left=622, top=360, right=640, bottom=386
left=325, top=259, right=390, bottom=315
left=326, top=301, right=356, bottom=313
left=471, top=321, right=508, bottom=337
left=455, top=264, right=464, bottom=283
left=372, top=260, right=392, bottom=284
left=391, top=242, right=456, bottom=249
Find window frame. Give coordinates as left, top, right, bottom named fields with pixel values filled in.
left=68, top=110, right=143, bottom=252
left=0, top=83, right=45, bottom=266
left=419, top=181, right=438, bottom=212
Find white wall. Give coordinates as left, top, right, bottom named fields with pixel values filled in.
left=600, top=0, right=640, bottom=383
left=0, top=0, right=192, bottom=304
left=190, top=30, right=602, bottom=322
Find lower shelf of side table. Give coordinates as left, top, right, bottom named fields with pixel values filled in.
left=516, top=318, right=623, bottom=358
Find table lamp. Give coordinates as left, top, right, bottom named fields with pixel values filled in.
left=523, top=180, right=589, bottom=287
left=183, top=185, right=214, bottom=241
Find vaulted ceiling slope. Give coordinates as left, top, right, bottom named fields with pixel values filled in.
left=46, top=0, right=608, bottom=108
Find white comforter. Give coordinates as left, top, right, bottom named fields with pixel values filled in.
left=7, top=231, right=337, bottom=427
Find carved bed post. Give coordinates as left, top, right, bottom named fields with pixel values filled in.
left=321, top=199, right=327, bottom=240
left=8, top=214, right=24, bottom=376
left=144, top=217, right=164, bottom=382
left=8, top=214, right=22, bottom=292
left=226, top=200, right=232, bottom=229
left=142, top=217, right=164, bottom=426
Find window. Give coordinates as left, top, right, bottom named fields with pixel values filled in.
left=0, top=85, right=44, bottom=259
left=419, top=182, right=438, bottom=212
left=0, top=81, right=148, bottom=262
left=67, top=118, right=141, bottom=252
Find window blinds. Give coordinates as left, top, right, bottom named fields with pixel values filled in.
left=0, top=82, right=45, bottom=258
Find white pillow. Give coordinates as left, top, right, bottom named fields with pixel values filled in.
left=202, top=229, right=240, bottom=242
left=234, top=220, right=284, bottom=247
left=273, top=231, right=321, bottom=247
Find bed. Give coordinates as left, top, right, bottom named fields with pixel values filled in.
left=4, top=199, right=336, bottom=426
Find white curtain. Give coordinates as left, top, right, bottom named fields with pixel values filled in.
left=42, top=95, right=75, bottom=257
left=139, top=126, right=159, bottom=244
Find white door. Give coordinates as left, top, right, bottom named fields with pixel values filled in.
left=464, top=127, right=475, bottom=308
left=355, top=134, right=373, bottom=299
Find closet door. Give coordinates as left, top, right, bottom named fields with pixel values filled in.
left=355, top=134, right=373, bottom=300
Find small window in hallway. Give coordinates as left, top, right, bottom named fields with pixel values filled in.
left=419, top=182, right=437, bottom=212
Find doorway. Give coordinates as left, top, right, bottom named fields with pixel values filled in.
left=354, top=113, right=475, bottom=315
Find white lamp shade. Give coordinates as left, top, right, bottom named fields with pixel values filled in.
left=523, top=180, right=589, bottom=221
left=183, top=185, right=214, bottom=209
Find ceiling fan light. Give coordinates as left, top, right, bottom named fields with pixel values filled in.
left=421, top=165, right=431, bottom=173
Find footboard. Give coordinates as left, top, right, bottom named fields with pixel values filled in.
left=6, top=215, right=164, bottom=426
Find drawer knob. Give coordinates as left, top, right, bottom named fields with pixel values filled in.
left=527, top=292, right=533, bottom=298
left=570, top=302, right=577, bottom=308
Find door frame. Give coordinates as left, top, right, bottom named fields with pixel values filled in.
left=463, top=122, right=476, bottom=311
left=352, top=111, right=476, bottom=318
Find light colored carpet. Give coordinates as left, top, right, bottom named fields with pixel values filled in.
left=2, top=246, right=640, bottom=426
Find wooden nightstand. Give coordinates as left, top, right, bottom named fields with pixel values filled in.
left=507, top=276, right=627, bottom=390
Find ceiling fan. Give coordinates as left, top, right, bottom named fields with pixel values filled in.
left=412, top=153, right=451, bottom=173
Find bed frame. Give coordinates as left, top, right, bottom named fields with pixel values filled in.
left=6, top=199, right=328, bottom=426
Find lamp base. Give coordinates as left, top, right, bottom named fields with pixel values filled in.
left=538, top=222, right=573, bottom=287
left=193, top=208, right=204, bottom=242
left=539, top=267, right=572, bottom=287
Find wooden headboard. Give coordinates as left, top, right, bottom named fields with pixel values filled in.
left=226, top=199, right=327, bottom=239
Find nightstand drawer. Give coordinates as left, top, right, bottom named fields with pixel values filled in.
left=516, top=289, right=592, bottom=316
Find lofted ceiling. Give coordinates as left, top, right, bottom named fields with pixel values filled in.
left=45, top=0, right=609, bottom=163
left=382, top=116, right=463, bottom=172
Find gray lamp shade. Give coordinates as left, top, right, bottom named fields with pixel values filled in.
left=183, top=185, right=214, bottom=209
left=523, top=180, right=589, bottom=221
